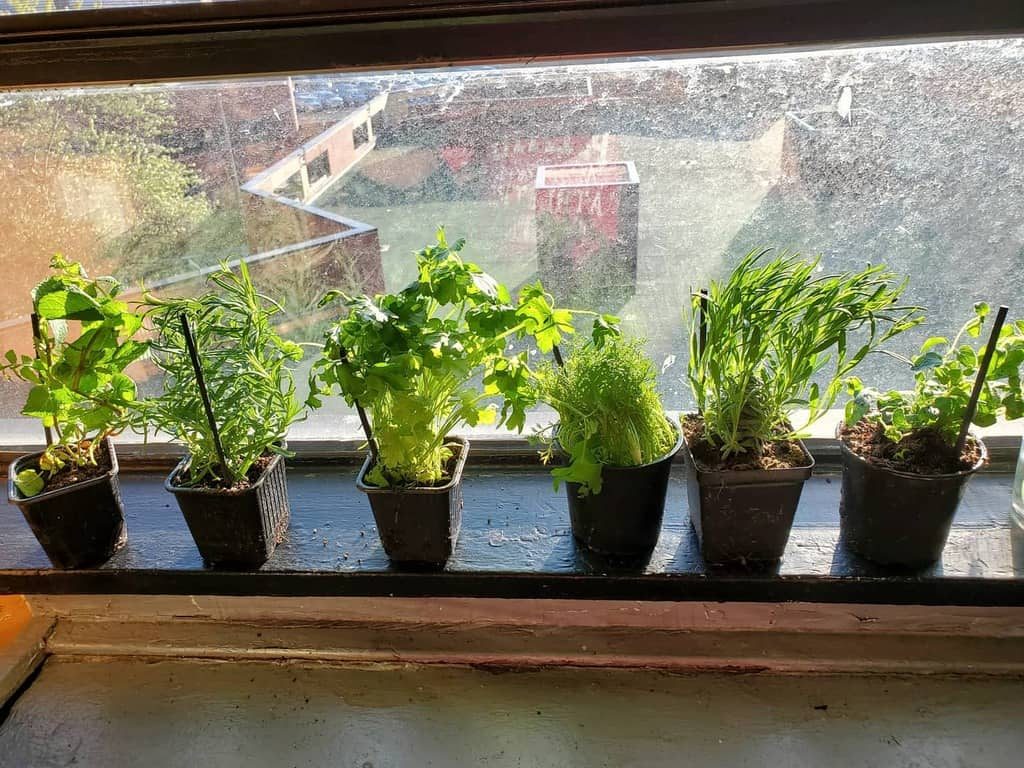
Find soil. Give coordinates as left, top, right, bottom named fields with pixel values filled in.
left=682, top=415, right=811, bottom=472
left=179, top=453, right=276, bottom=492
left=840, top=420, right=983, bottom=475
left=35, top=440, right=113, bottom=493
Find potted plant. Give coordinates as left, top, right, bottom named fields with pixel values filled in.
left=840, top=303, right=1024, bottom=567
left=534, top=334, right=681, bottom=558
left=308, top=229, right=573, bottom=566
left=141, top=262, right=305, bottom=568
left=2, top=256, right=148, bottom=568
left=683, top=248, right=921, bottom=564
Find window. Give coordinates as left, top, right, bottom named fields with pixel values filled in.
left=2, top=37, right=1023, bottom=440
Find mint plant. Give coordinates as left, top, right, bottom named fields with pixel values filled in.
left=689, top=248, right=922, bottom=459
left=0, top=255, right=149, bottom=497
left=309, top=229, right=607, bottom=488
left=534, top=335, right=673, bottom=495
left=845, top=302, right=1024, bottom=446
left=141, top=262, right=305, bottom=487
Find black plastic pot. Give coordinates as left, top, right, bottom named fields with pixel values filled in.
left=682, top=435, right=814, bottom=565
left=166, top=452, right=290, bottom=568
left=838, top=434, right=987, bottom=568
left=356, top=438, right=468, bottom=567
left=565, top=420, right=683, bottom=558
left=7, top=437, right=127, bottom=569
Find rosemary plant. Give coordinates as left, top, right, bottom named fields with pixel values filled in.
left=142, top=262, right=305, bottom=487
left=688, top=248, right=921, bottom=459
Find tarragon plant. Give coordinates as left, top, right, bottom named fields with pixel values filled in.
left=308, top=229, right=605, bottom=488
left=688, top=248, right=922, bottom=458
left=0, top=255, right=148, bottom=497
left=845, top=302, right=1024, bottom=446
left=141, top=262, right=305, bottom=487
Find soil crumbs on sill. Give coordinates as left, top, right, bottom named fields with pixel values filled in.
left=840, top=420, right=982, bottom=475
left=38, top=440, right=113, bottom=493
left=682, top=415, right=811, bottom=471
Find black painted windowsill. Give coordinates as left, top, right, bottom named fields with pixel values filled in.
left=2, top=460, right=1023, bottom=605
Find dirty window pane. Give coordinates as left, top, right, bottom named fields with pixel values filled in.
left=1, top=0, right=229, bottom=16
left=2, top=38, right=1023, bottom=438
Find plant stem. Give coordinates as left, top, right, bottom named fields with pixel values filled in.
left=30, top=312, right=53, bottom=448
left=337, top=345, right=379, bottom=464
left=955, top=305, right=1008, bottom=457
left=179, top=312, right=234, bottom=483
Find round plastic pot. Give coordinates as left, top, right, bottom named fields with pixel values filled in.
left=838, top=435, right=987, bottom=568
left=356, top=437, right=468, bottom=568
left=6, top=437, right=127, bottom=569
left=166, top=452, right=290, bottom=568
left=565, top=419, right=683, bottom=558
left=682, top=433, right=814, bottom=565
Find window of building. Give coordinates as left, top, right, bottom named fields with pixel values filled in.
left=1, top=37, right=1022, bottom=441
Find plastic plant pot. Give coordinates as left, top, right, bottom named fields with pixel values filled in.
left=682, top=434, right=814, bottom=565
left=565, top=419, right=683, bottom=558
left=838, top=433, right=987, bottom=568
left=7, top=437, right=127, bottom=569
left=166, top=452, right=290, bottom=568
left=356, top=437, right=468, bottom=568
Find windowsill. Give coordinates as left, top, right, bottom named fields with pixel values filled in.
left=1, top=460, right=1022, bottom=604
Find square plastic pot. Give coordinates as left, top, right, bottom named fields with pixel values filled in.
left=7, top=437, right=127, bottom=569
left=682, top=435, right=814, bottom=565
left=356, top=437, right=468, bottom=568
left=838, top=434, right=987, bottom=568
left=566, top=419, right=683, bottom=558
left=166, top=452, right=290, bottom=568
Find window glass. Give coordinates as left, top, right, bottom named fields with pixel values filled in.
left=2, top=38, right=1022, bottom=439
left=1, top=0, right=228, bottom=15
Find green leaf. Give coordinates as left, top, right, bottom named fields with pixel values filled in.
left=911, top=351, right=943, bottom=372
left=35, top=288, right=104, bottom=322
left=14, top=469, right=45, bottom=498
left=920, top=337, right=948, bottom=353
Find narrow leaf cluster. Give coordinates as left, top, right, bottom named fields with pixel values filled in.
left=141, top=262, right=305, bottom=486
left=689, top=248, right=921, bottom=457
left=0, top=255, right=148, bottom=496
left=845, top=303, right=1024, bottom=446
left=535, top=336, right=674, bottom=495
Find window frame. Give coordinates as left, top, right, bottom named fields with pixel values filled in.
left=1, top=0, right=1023, bottom=88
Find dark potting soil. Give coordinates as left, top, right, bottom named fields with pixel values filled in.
left=682, top=415, right=811, bottom=472
left=179, top=454, right=276, bottom=492
left=840, top=420, right=983, bottom=475
left=35, top=441, right=113, bottom=493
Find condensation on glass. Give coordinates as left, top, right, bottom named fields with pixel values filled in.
left=1, top=38, right=1023, bottom=436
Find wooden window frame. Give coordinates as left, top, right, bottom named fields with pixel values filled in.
left=1, top=0, right=1023, bottom=89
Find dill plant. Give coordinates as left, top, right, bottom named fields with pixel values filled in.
left=688, top=248, right=921, bottom=459
left=141, top=262, right=305, bottom=486
left=535, top=336, right=675, bottom=495
left=309, top=229, right=594, bottom=488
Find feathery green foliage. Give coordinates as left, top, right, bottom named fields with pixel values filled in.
left=308, top=229, right=609, bottom=488
left=535, top=336, right=674, bottom=495
left=141, top=262, right=305, bottom=486
left=845, top=303, right=1024, bottom=446
left=0, top=255, right=148, bottom=497
left=688, top=248, right=921, bottom=458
